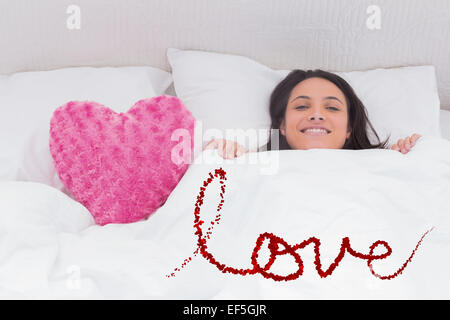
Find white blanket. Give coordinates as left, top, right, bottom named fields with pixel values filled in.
left=1, top=136, right=450, bottom=299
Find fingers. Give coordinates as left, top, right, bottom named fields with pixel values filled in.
left=392, top=138, right=408, bottom=154
left=225, top=141, right=247, bottom=159
left=410, top=133, right=421, bottom=146
left=404, top=136, right=412, bottom=149
left=397, top=139, right=406, bottom=153
left=392, top=134, right=422, bottom=154
left=217, top=139, right=225, bottom=158
left=206, top=139, right=247, bottom=159
left=400, top=138, right=411, bottom=154
left=236, top=144, right=247, bottom=157
left=204, top=139, right=218, bottom=150
left=225, top=141, right=236, bottom=159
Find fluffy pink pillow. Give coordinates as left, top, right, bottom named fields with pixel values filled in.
left=49, top=95, right=195, bottom=225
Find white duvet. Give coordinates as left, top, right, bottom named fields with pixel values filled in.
left=1, top=136, right=450, bottom=299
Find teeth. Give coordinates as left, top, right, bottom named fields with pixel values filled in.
left=303, top=128, right=328, bottom=133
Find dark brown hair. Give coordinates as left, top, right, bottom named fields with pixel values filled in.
left=263, top=69, right=390, bottom=151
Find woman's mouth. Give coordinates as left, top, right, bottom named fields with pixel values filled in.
left=300, top=128, right=331, bottom=136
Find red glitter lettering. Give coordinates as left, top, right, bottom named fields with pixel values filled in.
left=167, top=168, right=433, bottom=281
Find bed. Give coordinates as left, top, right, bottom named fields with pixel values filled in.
left=1, top=0, right=450, bottom=299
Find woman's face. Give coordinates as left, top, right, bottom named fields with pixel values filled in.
left=280, top=77, right=351, bottom=150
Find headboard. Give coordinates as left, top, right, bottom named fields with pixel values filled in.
left=1, top=0, right=449, bottom=110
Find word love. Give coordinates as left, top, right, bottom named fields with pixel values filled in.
left=167, top=168, right=433, bottom=281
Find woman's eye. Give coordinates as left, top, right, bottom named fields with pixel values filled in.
left=326, top=106, right=339, bottom=111
left=295, top=105, right=308, bottom=110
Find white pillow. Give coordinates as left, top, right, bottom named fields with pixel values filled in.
left=168, top=48, right=441, bottom=149
left=440, top=109, right=450, bottom=141
left=0, top=66, right=172, bottom=190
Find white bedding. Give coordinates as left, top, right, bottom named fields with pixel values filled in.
left=1, top=136, right=450, bottom=299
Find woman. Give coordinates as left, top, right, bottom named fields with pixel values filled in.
left=205, top=69, right=421, bottom=158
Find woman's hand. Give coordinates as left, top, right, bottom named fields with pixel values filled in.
left=204, top=139, right=247, bottom=159
left=391, top=134, right=422, bottom=154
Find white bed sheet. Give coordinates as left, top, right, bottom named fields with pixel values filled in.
left=0, top=136, right=449, bottom=299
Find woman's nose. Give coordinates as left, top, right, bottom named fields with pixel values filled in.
left=308, top=109, right=325, bottom=121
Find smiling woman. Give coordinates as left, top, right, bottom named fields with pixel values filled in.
left=206, top=69, right=422, bottom=158
left=266, top=69, right=390, bottom=151
left=280, top=76, right=352, bottom=150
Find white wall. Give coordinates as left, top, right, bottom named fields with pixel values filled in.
left=0, top=0, right=449, bottom=109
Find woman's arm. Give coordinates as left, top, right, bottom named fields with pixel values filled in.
left=204, top=139, right=248, bottom=159
left=391, top=133, right=421, bottom=154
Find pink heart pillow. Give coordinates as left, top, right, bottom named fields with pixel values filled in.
left=49, top=95, right=195, bottom=225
